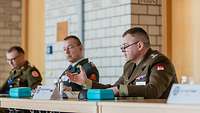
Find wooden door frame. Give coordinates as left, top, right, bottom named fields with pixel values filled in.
left=21, top=0, right=45, bottom=77
left=21, top=0, right=28, bottom=57
left=162, top=0, right=172, bottom=59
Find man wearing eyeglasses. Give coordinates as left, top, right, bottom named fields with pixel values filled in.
left=62, top=35, right=99, bottom=91
left=0, top=46, right=42, bottom=94
left=67, top=27, right=178, bottom=99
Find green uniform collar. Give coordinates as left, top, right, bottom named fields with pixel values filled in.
left=136, top=48, right=156, bottom=67
left=11, top=61, right=30, bottom=73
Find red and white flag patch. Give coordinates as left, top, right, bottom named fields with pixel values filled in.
left=32, top=71, right=39, bottom=77
left=156, top=64, right=165, bottom=71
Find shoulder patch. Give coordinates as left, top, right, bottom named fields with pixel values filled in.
left=155, top=64, right=165, bottom=71
left=32, top=71, right=39, bottom=77
left=90, top=62, right=96, bottom=68
left=89, top=74, right=97, bottom=81
left=151, top=54, right=158, bottom=59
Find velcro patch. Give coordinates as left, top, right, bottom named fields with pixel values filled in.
left=89, top=74, right=97, bottom=81
left=155, top=64, right=165, bottom=71
left=32, top=71, right=39, bottom=77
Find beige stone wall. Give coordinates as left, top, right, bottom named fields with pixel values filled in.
left=131, top=0, right=162, bottom=50
left=0, top=0, right=163, bottom=85
left=45, top=0, right=132, bottom=84
left=44, top=0, right=163, bottom=84
left=0, top=0, right=21, bottom=85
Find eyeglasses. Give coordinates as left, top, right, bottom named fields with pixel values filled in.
left=63, top=44, right=80, bottom=51
left=6, top=55, right=21, bottom=62
left=120, top=41, right=139, bottom=52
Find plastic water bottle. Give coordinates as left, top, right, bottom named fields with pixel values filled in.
left=180, top=75, right=194, bottom=84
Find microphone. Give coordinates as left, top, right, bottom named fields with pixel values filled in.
left=56, top=65, right=81, bottom=85
left=58, top=65, right=74, bottom=81
left=56, top=64, right=81, bottom=85
left=56, top=65, right=79, bottom=98
left=57, top=68, right=69, bottom=82
left=56, top=65, right=72, bottom=86
left=56, top=66, right=71, bottom=97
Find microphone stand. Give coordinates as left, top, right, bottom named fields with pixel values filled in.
left=56, top=69, right=67, bottom=97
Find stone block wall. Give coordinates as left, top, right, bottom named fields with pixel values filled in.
left=0, top=0, right=21, bottom=85
left=131, top=0, right=162, bottom=50
left=45, top=0, right=162, bottom=84
left=0, top=0, right=162, bottom=86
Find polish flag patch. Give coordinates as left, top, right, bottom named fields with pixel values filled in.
left=156, top=64, right=165, bottom=71
left=32, top=71, right=39, bottom=77
left=89, top=74, right=97, bottom=81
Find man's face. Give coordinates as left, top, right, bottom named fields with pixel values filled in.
left=64, top=38, right=83, bottom=63
left=6, top=50, right=25, bottom=69
left=121, top=34, right=140, bottom=61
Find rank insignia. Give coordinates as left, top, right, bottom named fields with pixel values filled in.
left=151, top=54, right=158, bottom=59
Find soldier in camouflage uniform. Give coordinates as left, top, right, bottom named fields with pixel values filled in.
left=62, top=35, right=99, bottom=91
left=0, top=46, right=42, bottom=94
left=67, top=27, right=178, bottom=99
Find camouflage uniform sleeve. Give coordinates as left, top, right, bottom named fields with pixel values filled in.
left=120, top=57, right=176, bottom=98
left=83, top=62, right=99, bottom=82
left=91, top=60, right=134, bottom=89
left=84, top=60, right=133, bottom=89
left=114, top=76, right=124, bottom=86
left=82, top=79, right=112, bottom=89
left=26, top=67, right=42, bottom=89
